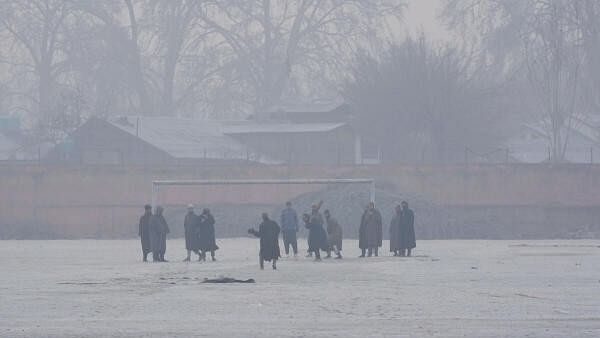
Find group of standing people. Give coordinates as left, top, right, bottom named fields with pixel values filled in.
left=138, top=199, right=415, bottom=268
left=183, top=205, right=219, bottom=262
left=139, top=205, right=170, bottom=262
left=280, top=201, right=343, bottom=260
left=389, top=201, right=416, bottom=257
left=138, top=204, right=218, bottom=262
left=358, top=201, right=416, bottom=257
left=247, top=201, right=344, bottom=270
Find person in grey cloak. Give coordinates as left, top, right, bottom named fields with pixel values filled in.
left=324, top=209, right=343, bottom=259
left=183, top=204, right=201, bottom=262
left=359, top=202, right=382, bottom=257
left=150, top=206, right=170, bottom=262
left=248, top=213, right=281, bottom=270
left=280, top=201, right=299, bottom=257
left=389, top=204, right=402, bottom=256
left=398, top=201, right=416, bottom=257
left=305, top=201, right=329, bottom=261
left=138, top=204, right=153, bottom=262
left=198, top=208, right=219, bottom=261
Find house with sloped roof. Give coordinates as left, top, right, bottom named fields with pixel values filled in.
left=45, top=116, right=280, bottom=165
left=222, top=121, right=357, bottom=165
left=45, top=115, right=363, bottom=166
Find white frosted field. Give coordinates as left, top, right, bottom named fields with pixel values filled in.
left=0, top=239, right=599, bottom=337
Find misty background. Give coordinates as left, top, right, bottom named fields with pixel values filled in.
left=1, top=0, right=600, bottom=240
left=1, top=0, right=598, bottom=163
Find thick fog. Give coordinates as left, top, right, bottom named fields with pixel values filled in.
left=0, top=0, right=597, bottom=164
left=1, top=1, right=600, bottom=337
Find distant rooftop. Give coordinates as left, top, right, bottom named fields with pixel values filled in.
left=222, top=122, right=346, bottom=134
left=266, top=98, right=345, bottom=114
left=108, top=116, right=281, bottom=164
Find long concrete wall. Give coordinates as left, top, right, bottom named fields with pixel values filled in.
left=1, top=164, right=600, bottom=239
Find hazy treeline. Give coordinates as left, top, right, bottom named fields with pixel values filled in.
left=1, top=1, right=599, bottom=162
left=0, top=0, right=402, bottom=141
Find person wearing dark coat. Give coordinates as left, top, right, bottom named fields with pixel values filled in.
left=359, top=202, right=382, bottom=257
left=183, top=204, right=201, bottom=262
left=398, top=201, right=416, bottom=257
left=280, top=201, right=299, bottom=257
left=305, top=202, right=329, bottom=261
left=248, top=213, right=281, bottom=270
left=324, top=209, right=343, bottom=259
left=150, top=206, right=170, bottom=262
left=198, top=208, right=219, bottom=261
left=138, top=204, right=153, bottom=262
left=389, top=205, right=402, bottom=256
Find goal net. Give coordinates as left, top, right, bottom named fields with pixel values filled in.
left=150, top=178, right=375, bottom=238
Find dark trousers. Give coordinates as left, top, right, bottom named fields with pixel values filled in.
left=282, top=230, right=298, bottom=255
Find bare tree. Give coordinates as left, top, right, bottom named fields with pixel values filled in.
left=196, top=0, right=404, bottom=119
left=443, top=0, right=589, bottom=162
left=0, top=0, right=73, bottom=119
left=76, top=0, right=156, bottom=115
left=344, top=36, right=509, bottom=164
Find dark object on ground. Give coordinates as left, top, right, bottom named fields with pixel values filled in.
left=202, top=277, right=255, bottom=284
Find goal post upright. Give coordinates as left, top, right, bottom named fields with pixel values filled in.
left=151, top=178, right=375, bottom=208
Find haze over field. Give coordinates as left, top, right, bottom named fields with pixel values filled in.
left=1, top=1, right=600, bottom=336
left=1, top=239, right=598, bottom=337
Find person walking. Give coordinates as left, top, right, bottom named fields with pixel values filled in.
left=280, top=201, right=299, bottom=257
left=248, top=213, right=281, bottom=270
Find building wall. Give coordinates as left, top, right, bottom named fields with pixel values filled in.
left=45, top=118, right=173, bottom=166
left=1, top=163, right=600, bottom=239
left=228, top=128, right=356, bottom=165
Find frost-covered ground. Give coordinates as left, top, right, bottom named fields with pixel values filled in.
left=0, top=239, right=598, bottom=337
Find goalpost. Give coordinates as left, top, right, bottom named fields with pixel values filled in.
left=151, top=178, right=375, bottom=208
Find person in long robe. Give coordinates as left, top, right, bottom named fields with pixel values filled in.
left=359, top=202, right=382, bottom=257
left=324, top=209, right=343, bottom=259
left=399, top=201, right=416, bottom=257
left=358, top=206, right=368, bottom=257
left=248, top=213, right=281, bottom=270
left=305, top=202, right=329, bottom=261
left=150, top=206, right=170, bottom=262
left=183, top=204, right=200, bottom=262
left=389, top=205, right=402, bottom=256
left=198, top=208, right=219, bottom=261
left=138, top=204, right=153, bottom=262
left=280, top=201, right=299, bottom=257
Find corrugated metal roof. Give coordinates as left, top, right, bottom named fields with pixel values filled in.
left=108, top=117, right=281, bottom=164
left=222, top=122, right=346, bottom=134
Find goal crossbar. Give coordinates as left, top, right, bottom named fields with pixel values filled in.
left=151, top=178, right=375, bottom=207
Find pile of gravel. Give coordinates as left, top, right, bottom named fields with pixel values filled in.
left=162, top=183, right=458, bottom=240
left=272, top=184, right=458, bottom=240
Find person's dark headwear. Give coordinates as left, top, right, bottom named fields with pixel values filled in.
left=144, top=204, right=152, bottom=210
left=324, top=209, right=330, bottom=215
left=286, top=201, right=291, bottom=207
left=261, top=212, right=269, bottom=221
left=203, top=208, right=210, bottom=214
